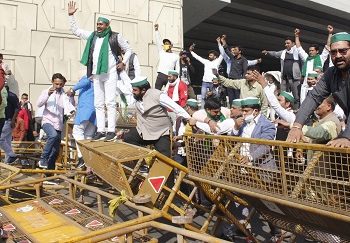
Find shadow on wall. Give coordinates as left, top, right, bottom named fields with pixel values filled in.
left=6, top=75, right=20, bottom=97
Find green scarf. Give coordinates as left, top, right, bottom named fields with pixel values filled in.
left=301, top=54, right=322, bottom=77
left=206, top=111, right=226, bottom=122
left=81, top=26, right=112, bottom=75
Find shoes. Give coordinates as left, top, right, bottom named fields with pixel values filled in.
left=6, top=156, right=19, bottom=165
left=21, top=160, right=31, bottom=166
left=92, top=132, right=106, bottom=141
left=105, top=132, right=116, bottom=141
left=76, top=157, right=86, bottom=169
left=38, top=160, right=48, bottom=169
left=139, top=165, right=149, bottom=174
left=43, top=180, right=58, bottom=185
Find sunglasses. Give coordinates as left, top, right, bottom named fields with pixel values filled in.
left=330, top=47, right=350, bottom=56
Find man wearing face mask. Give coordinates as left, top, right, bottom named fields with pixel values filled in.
left=300, top=71, right=319, bottom=104
left=287, top=32, right=350, bottom=148
left=154, top=24, right=179, bottom=90
left=163, top=70, right=188, bottom=108
left=231, top=97, right=277, bottom=169
left=178, top=51, right=196, bottom=99
left=123, top=76, right=190, bottom=158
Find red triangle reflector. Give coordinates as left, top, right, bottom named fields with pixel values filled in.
left=65, top=209, right=81, bottom=215
left=85, top=220, right=103, bottom=228
left=3, top=223, right=16, bottom=231
left=148, top=176, right=166, bottom=193
left=49, top=199, right=63, bottom=205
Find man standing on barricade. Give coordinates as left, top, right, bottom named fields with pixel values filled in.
left=67, top=1, right=133, bottom=141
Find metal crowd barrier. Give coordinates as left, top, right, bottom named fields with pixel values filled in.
left=77, top=140, right=258, bottom=241
left=184, top=133, right=350, bottom=242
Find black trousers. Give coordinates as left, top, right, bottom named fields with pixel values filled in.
left=124, top=127, right=171, bottom=157
left=155, top=72, right=169, bottom=90
left=0, top=118, right=5, bottom=135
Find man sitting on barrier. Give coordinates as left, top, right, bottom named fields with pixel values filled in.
left=287, top=32, right=350, bottom=148
left=124, top=76, right=190, bottom=160
left=190, top=97, right=232, bottom=134
left=301, top=96, right=341, bottom=145
left=231, top=97, right=277, bottom=170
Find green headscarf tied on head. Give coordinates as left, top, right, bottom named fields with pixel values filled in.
left=81, top=17, right=112, bottom=75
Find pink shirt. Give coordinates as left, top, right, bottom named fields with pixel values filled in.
left=37, top=88, right=73, bottom=131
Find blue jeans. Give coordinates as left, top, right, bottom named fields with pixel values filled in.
left=41, top=123, right=61, bottom=169
left=201, top=82, right=213, bottom=108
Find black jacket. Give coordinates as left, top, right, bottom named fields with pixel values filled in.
left=295, top=66, right=350, bottom=138
left=87, top=32, right=121, bottom=77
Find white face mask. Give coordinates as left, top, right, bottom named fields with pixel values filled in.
left=314, top=111, right=320, bottom=119
left=244, top=113, right=255, bottom=123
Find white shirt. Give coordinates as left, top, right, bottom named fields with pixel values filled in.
left=190, top=51, right=223, bottom=83
left=136, top=93, right=190, bottom=119
left=69, top=15, right=132, bottom=73
left=240, top=114, right=261, bottom=160
left=196, top=118, right=235, bottom=135
left=263, top=86, right=295, bottom=125
left=297, top=45, right=329, bottom=84
left=155, top=31, right=179, bottom=75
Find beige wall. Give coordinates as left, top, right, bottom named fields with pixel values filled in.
left=0, top=0, right=183, bottom=107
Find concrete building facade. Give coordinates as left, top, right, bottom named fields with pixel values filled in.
left=0, top=0, right=183, bottom=105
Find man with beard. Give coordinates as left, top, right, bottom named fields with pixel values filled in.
left=68, top=1, right=132, bottom=141
left=287, top=32, right=350, bottom=148
left=123, top=76, right=190, bottom=157
left=163, top=70, right=188, bottom=107
left=215, top=65, right=269, bottom=116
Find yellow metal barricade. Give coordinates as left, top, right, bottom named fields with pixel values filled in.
left=184, top=133, right=350, bottom=242
left=77, top=140, right=257, bottom=241
left=116, top=107, right=137, bottom=128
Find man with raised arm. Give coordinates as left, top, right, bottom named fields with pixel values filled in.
left=67, top=1, right=132, bottom=141
left=287, top=32, right=350, bottom=148
left=262, top=35, right=303, bottom=107
left=295, top=25, right=334, bottom=105
left=154, top=24, right=179, bottom=90
left=189, top=43, right=223, bottom=108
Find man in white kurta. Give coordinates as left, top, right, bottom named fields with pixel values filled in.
left=68, top=1, right=132, bottom=141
